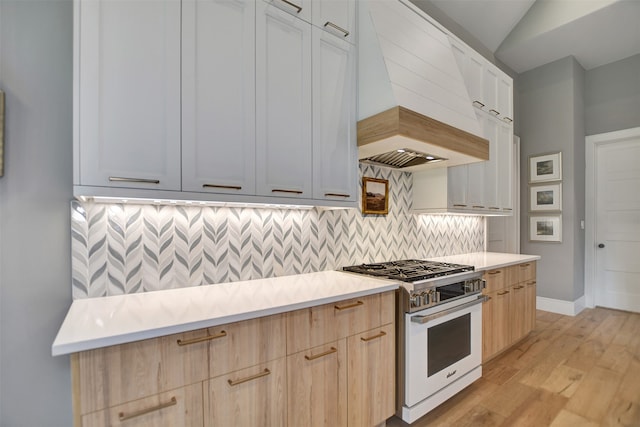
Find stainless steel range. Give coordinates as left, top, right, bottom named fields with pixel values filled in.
left=343, top=259, right=487, bottom=424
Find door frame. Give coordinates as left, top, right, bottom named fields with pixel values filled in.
left=585, top=126, right=640, bottom=308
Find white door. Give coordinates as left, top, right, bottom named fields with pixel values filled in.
left=78, top=0, right=181, bottom=190
left=182, top=0, right=256, bottom=195
left=594, top=132, right=640, bottom=312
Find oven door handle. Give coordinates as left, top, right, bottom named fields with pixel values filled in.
left=411, top=295, right=489, bottom=324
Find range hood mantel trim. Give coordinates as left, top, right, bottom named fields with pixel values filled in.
left=357, top=106, right=490, bottom=165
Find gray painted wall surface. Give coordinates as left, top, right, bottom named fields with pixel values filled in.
left=518, top=57, right=585, bottom=302
left=0, top=1, right=73, bottom=426
left=585, top=54, right=640, bottom=136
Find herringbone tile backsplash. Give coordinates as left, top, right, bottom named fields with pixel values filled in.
left=71, top=165, right=484, bottom=298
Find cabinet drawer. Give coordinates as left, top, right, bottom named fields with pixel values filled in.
left=81, top=383, right=203, bottom=427
left=209, top=314, right=286, bottom=378
left=286, top=293, right=382, bottom=354
left=75, top=329, right=209, bottom=414
left=483, top=268, right=507, bottom=292
left=515, top=261, right=536, bottom=283
left=204, top=358, right=286, bottom=427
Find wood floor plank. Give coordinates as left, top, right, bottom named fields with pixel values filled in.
left=452, top=405, right=505, bottom=427
left=563, top=339, right=606, bottom=372
left=565, top=365, right=624, bottom=422
left=540, top=364, right=585, bottom=398
left=479, top=379, right=537, bottom=418
left=500, top=388, right=568, bottom=427
left=597, top=343, right=633, bottom=374
left=603, top=398, right=640, bottom=427
left=549, top=409, right=600, bottom=427
left=516, top=335, right=582, bottom=388
left=616, top=357, right=640, bottom=405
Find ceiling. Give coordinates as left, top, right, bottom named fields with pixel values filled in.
left=413, top=0, right=640, bottom=74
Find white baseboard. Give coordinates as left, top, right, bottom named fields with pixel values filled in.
left=536, top=295, right=586, bottom=316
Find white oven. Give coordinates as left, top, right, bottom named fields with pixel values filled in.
left=401, top=293, right=486, bottom=423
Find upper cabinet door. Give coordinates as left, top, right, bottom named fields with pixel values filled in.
left=483, top=65, right=499, bottom=118
left=312, top=0, right=355, bottom=43
left=77, top=0, right=181, bottom=190
left=264, top=0, right=311, bottom=23
left=182, top=0, right=256, bottom=195
left=256, top=2, right=312, bottom=199
left=497, top=75, right=514, bottom=124
left=312, top=28, right=357, bottom=202
left=497, top=123, right=513, bottom=212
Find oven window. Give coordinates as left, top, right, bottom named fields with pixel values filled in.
left=427, top=313, right=471, bottom=377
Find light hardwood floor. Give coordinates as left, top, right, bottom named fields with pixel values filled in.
left=387, top=307, right=640, bottom=427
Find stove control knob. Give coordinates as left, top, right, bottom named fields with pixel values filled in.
left=434, top=291, right=441, bottom=303
left=410, top=295, right=419, bottom=308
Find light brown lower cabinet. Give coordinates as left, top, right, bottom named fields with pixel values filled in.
left=204, top=358, right=287, bottom=427
left=287, top=340, right=347, bottom=427
left=71, top=291, right=395, bottom=427
left=81, top=383, right=203, bottom=427
left=347, top=323, right=395, bottom=427
left=482, top=261, right=537, bottom=362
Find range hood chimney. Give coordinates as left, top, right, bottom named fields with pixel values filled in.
left=358, top=0, right=489, bottom=171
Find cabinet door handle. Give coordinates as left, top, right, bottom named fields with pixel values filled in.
left=305, top=347, right=337, bottom=361
left=325, top=192, right=351, bottom=198
left=488, top=270, right=501, bottom=275
left=497, top=290, right=510, bottom=296
left=228, top=368, right=271, bottom=386
left=203, top=184, right=242, bottom=190
left=489, top=109, right=500, bottom=116
left=489, top=207, right=500, bottom=210
left=503, top=117, right=513, bottom=123
left=109, top=176, right=160, bottom=184
left=334, top=300, right=364, bottom=311
left=453, top=204, right=468, bottom=207
left=176, top=330, right=227, bottom=346
left=272, top=188, right=303, bottom=194
left=528, top=280, right=537, bottom=285
left=324, top=21, right=349, bottom=37
left=472, top=100, right=485, bottom=108
left=118, top=397, right=177, bottom=422
left=513, top=285, right=525, bottom=290
left=520, top=263, right=530, bottom=267
left=361, top=331, right=386, bottom=342
left=503, top=208, right=513, bottom=211
left=278, top=0, right=302, bottom=13
left=472, top=205, right=485, bottom=209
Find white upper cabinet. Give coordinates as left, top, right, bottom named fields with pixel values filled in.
left=312, top=27, right=357, bottom=202
left=256, top=2, right=313, bottom=199
left=263, top=0, right=311, bottom=23
left=483, top=66, right=499, bottom=117
left=182, top=0, right=256, bottom=195
left=76, top=0, right=181, bottom=191
left=497, top=75, right=514, bottom=124
left=497, top=122, right=514, bottom=211
left=312, top=0, right=355, bottom=43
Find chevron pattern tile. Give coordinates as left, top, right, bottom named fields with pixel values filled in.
left=71, top=165, right=485, bottom=298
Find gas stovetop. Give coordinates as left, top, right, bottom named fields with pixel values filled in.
left=343, top=259, right=474, bottom=283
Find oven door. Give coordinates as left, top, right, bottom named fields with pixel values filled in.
left=404, top=294, right=485, bottom=407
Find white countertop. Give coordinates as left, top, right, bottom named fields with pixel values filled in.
left=52, top=270, right=399, bottom=356
left=428, top=252, right=540, bottom=271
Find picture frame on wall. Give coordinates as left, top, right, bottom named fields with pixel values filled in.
left=529, top=152, right=562, bottom=183
left=530, top=215, right=562, bottom=242
left=530, top=183, right=562, bottom=212
left=362, top=177, right=389, bottom=215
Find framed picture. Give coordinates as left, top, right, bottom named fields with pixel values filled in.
left=530, top=183, right=562, bottom=212
left=529, top=152, right=562, bottom=183
left=530, top=215, right=562, bottom=242
left=362, top=177, right=389, bottom=215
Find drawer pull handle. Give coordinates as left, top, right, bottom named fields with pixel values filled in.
left=334, top=300, right=364, bottom=311
left=272, top=188, right=303, bottom=194
left=361, top=331, right=386, bottom=342
left=513, top=285, right=525, bottom=290
left=278, top=0, right=302, bottom=13
left=503, top=117, right=513, bottom=123
left=472, top=205, right=485, bottom=209
left=520, top=263, right=530, bottom=267
left=453, top=204, right=467, bottom=207
left=324, top=21, right=350, bottom=37
left=109, top=176, right=160, bottom=184
left=203, top=184, right=242, bottom=190
left=176, top=330, right=227, bottom=346
left=325, top=192, right=351, bottom=198
left=472, top=100, right=485, bottom=108
left=497, top=290, right=510, bottom=296
left=118, top=397, right=177, bottom=422
left=488, top=271, right=501, bottom=275
left=305, top=347, right=337, bottom=361
left=529, top=280, right=537, bottom=285
left=489, top=109, right=500, bottom=116
left=228, top=368, right=271, bottom=386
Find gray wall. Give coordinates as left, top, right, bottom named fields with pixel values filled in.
left=0, top=1, right=73, bottom=426
left=585, top=54, right=640, bottom=136
left=518, top=57, right=585, bottom=302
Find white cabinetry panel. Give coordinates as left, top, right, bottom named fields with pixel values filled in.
left=312, top=0, right=355, bottom=43
left=256, top=2, right=312, bottom=199
left=77, top=0, right=181, bottom=191
left=182, top=0, right=256, bottom=195
left=312, top=28, right=357, bottom=202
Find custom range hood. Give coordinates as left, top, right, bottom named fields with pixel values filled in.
left=358, top=0, right=489, bottom=171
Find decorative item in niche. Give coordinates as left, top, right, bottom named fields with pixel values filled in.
left=530, top=183, right=562, bottom=212
left=529, top=152, right=562, bottom=183
left=530, top=215, right=562, bottom=242
left=362, top=177, right=389, bottom=215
